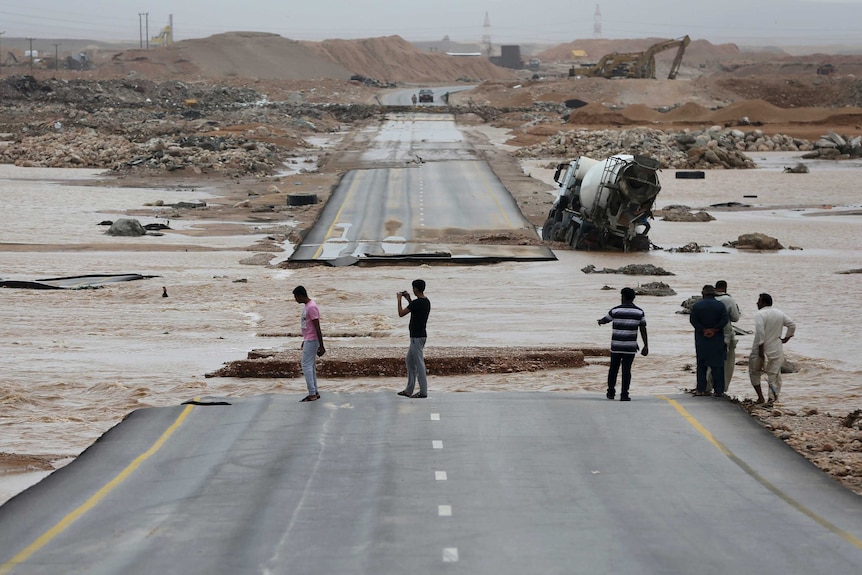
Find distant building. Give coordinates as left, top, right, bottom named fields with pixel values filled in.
left=490, top=45, right=523, bottom=69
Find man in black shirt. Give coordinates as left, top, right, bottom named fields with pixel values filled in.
left=396, top=279, right=431, bottom=398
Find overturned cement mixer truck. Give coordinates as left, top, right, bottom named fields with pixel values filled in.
left=541, top=154, right=662, bottom=251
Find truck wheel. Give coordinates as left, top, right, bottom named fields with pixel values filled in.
left=629, top=235, right=652, bottom=251
left=541, top=216, right=554, bottom=240
left=564, top=222, right=580, bottom=247
left=551, top=222, right=568, bottom=242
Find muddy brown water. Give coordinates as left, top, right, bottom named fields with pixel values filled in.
left=1, top=155, right=861, bottom=502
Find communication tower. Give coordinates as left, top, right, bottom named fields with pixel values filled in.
left=594, top=4, right=602, bottom=38
left=482, top=12, right=492, bottom=56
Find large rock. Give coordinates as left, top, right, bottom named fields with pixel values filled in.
left=634, top=281, right=677, bottom=296
left=726, top=233, right=785, bottom=250
left=660, top=206, right=715, bottom=222
left=105, top=218, right=146, bottom=236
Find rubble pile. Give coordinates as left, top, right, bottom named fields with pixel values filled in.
left=747, top=406, right=862, bottom=496
left=0, top=76, right=380, bottom=175
left=0, top=76, right=264, bottom=110
left=0, top=126, right=285, bottom=175
left=801, top=131, right=862, bottom=159
left=513, top=125, right=859, bottom=169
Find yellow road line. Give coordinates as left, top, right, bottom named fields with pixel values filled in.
left=660, top=396, right=862, bottom=550
left=311, top=173, right=362, bottom=259
left=0, top=403, right=195, bottom=574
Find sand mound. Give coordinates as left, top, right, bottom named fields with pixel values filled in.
left=535, top=38, right=742, bottom=69
left=816, top=111, right=862, bottom=127
left=567, top=102, right=633, bottom=125
left=162, top=32, right=352, bottom=80
left=104, top=32, right=514, bottom=83
left=499, top=90, right=536, bottom=108
left=620, top=103, right=663, bottom=122
left=307, top=35, right=515, bottom=83
left=705, top=100, right=860, bottom=125
left=708, top=99, right=801, bottom=124
left=660, top=102, right=713, bottom=122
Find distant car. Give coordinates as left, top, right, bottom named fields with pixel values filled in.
left=418, top=89, right=434, bottom=103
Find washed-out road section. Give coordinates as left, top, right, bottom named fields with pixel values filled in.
left=289, top=113, right=555, bottom=263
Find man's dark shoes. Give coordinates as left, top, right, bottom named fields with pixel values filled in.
left=620, top=396, right=631, bottom=401
left=300, top=394, right=320, bottom=402
left=411, top=392, right=427, bottom=398
left=606, top=390, right=615, bottom=400
left=397, top=390, right=411, bottom=397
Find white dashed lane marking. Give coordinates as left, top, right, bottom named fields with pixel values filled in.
left=429, top=409, right=455, bottom=563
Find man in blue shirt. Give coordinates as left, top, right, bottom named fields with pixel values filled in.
left=597, top=287, right=649, bottom=401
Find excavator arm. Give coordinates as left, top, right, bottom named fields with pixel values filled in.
left=579, top=35, right=690, bottom=79
left=667, top=35, right=690, bottom=79
left=634, top=35, right=691, bottom=79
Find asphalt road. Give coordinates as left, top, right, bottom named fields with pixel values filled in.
left=290, top=114, right=554, bottom=263
left=1, top=393, right=860, bottom=575
left=378, top=86, right=473, bottom=106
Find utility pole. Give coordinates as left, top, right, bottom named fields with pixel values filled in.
left=145, top=13, right=149, bottom=50
left=138, top=13, right=145, bottom=49
left=593, top=4, right=602, bottom=39
left=27, top=38, right=34, bottom=72
left=53, top=43, right=61, bottom=71
left=0, top=31, right=5, bottom=75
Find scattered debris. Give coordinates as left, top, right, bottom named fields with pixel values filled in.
left=667, top=242, right=704, bottom=253
left=582, top=263, right=674, bottom=275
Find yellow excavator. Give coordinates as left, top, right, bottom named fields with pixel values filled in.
left=151, top=25, right=172, bottom=47
left=579, top=35, right=690, bottom=79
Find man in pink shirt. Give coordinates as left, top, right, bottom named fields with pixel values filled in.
left=293, top=285, right=326, bottom=402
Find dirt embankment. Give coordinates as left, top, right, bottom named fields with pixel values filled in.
left=85, top=32, right=515, bottom=84
left=207, top=346, right=599, bottom=378
left=460, top=75, right=862, bottom=141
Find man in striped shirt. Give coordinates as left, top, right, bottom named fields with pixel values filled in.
left=597, top=287, right=649, bottom=401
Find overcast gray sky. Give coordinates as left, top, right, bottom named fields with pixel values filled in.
left=1, top=1, right=861, bottom=45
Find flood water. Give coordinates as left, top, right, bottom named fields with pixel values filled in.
left=1, top=154, right=861, bottom=502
